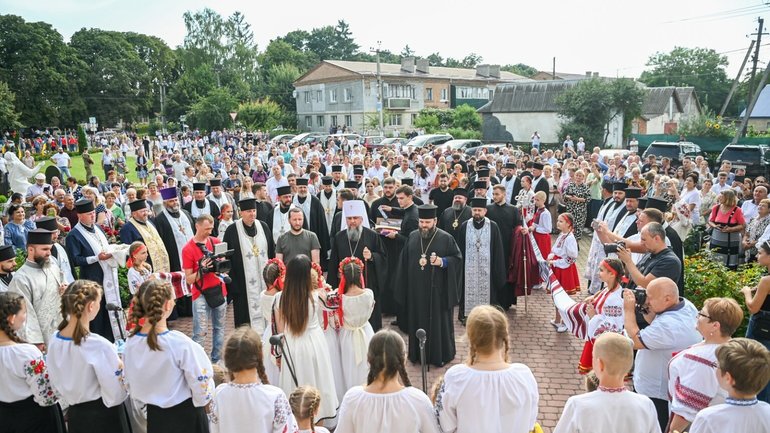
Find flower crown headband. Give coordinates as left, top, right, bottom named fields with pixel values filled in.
left=265, top=258, right=286, bottom=290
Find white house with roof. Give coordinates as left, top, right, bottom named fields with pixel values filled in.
left=740, top=84, right=770, bottom=132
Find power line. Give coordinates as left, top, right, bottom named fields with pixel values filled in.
left=663, top=4, right=769, bottom=24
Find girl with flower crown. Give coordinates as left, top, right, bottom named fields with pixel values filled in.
left=336, top=258, right=375, bottom=394
left=261, top=258, right=286, bottom=385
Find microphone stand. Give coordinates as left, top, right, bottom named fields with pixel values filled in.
left=417, top=329, right=427, bottom=393
left=270, top=335, right=298, bottom=388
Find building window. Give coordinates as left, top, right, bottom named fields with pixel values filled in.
left=316, top=90, right=322, bottom=102
left=331, top=115, right=338, bottom=126
left=344, top=115, right=352, bottom=127
left=389, top=114, right=402, bottom=126
left=344, top=88, right=352, bottom=102
left=385, top=83, right=415, bottom=99
left=457, top=86, right=490, bottom=99
left=426, top=88, right=433, bottom=100
left=304, top=91, right=311, bottom=103
left=317, top=115, right=325, bottom=127
left=305, top=116, right=312, bottom=128
left=330, top=89, right=337, bottom=103
left=411, top=113, right=418, bottom=125
left=441, top=88, right=448, bottom=101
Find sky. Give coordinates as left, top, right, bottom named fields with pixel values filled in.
left=1, top=0, right=769, bottom=79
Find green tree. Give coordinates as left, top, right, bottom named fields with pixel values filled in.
left=259, top=39, right=318, bottom=74
left=165, top=64, right=217, bottom=121
left=77, top=125, right=88, bottom=153
left=237, top=98, right=290, bottom=131
left=400, top=45, right=415, bottom=57
left=453, top=104, right=482, bottom=131
left=188, top=88, right=237, bottom=132
left=555, top=78, right=644, bottom=145
left=0, top=81, right=22, bottom=130
left=70, top=28, right=151, bottom=126
left=461, top=53, right=483, bottom=68
left=426, top=52, right=444, bottom=66
left=414, top=113, right=439, bottom=133
left=306, top=20, right=360, bottom=60
left=639, top=47, right=730, bottom=113
left=0, top=15, right=87, bottom=127
left=502, top=63, right=538, bottom=77
left=263, top=63, right=301, bottom=113
left=122, top=32, right=179, bottom=117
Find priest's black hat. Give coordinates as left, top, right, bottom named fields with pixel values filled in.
left=239, top=198, right=257, bottom=211
left=612, top=181, right=627, bottom=192
left=276, top=186, right=292, bottom=196
left=401, top=178, right=413, bottom=186
left=417, top=204, right=438, bottom=219
left=504, top=162, right=517, bottom=170
left=476, top=168, right=490, bottom=178
left=470, top=197, right=488, bottom=208
left=453, top=187, right=468, bottom=197
left=332, top=165, right=343, bottom=173
left=193, top=183, right=207, bottom=191
left=35, top=216, right=58, bottom=231
left=646, top=197, right=668, bottom=212
left=637, top=197, right=648, bottom=210
left=476, top=159, right=490, bottom=167
left=27, top=229, right=53, bottom=245
left=129, top=199, right=147, bottom=213
left=295, top=177, right=309, bottom=186
left=602, top=180, right=614, bottom=191
left=624, top=187, right=642, bottom=199
left=344, top=180, right=359, bottom=189
left=532, top=162, right=545, bottom=170
left=321, top=176, right=333, bottom=185
left=473, top=180, right=487, bottom=190
left=209, top=178, right=222, bottom=187
left=353, top=167, right=365, bottom=176
left=75, top=199, right=94, bottom=213
left=0, top=245, right=15, bottom=261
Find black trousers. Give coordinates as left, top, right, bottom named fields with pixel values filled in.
left=650, top=397, right=670, bottom=433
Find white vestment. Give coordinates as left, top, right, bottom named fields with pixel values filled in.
left=464, top=218, right=492, bottom=314
left=163, top=209, right=193, bottom=267
left=319, top=191, right=337, bottom=235
left=52, top=243, right=75, bottom=284
left=8, top=260, right=63, bottom=345
left=235, top=220, right=268, bottom=333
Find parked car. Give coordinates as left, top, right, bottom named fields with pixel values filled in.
left=379, top=137, right=407, bottom=148
left=465, top=143, right=507, bottom=157
left=434, top=139, right=484, bottom=154
left=716, top=144, right=770, bottom=179
left=363, top=135, right=386, bottom=150
left=330, top=133, right=361, bottom=146
left=287, top=132, right=322, bottom=146
left=271, top=134, right=296, bottom=144
left=641, top=141, right=704, bottom=166
left=405, top=133, right=454, bottom=149
left=598, top=148, right=631, bottom=161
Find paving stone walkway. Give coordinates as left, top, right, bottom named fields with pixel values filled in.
left=170, top=235, right=593, bottom=432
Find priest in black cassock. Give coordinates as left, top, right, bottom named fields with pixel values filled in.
left=487, top=184, right=523, bottom=309
left=327, top=200, right=388, bottom=331
left=380, top=185, right=419, bottom=324
left=268, top=185, right=308, bottom=241
left=153, top=187, right=195, bottom=316
left=395, top=204, right=463, bottom=367
left=183, top=182, right=221, bottom=236
left=292, top=177, right=330, bottom=267
left=438, top=188, right=471, bottom=245
left=530, top=162, right=550, bottom=204
left=222, top=198, right=275, bottom=328
left=369, top=177, right=398, bottom=222
left=457, top=198, right=506, bottom=323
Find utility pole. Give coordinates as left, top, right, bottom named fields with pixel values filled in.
left=720, top=40, right=755, bottom=117
left=370, top=41, right=384, bottom=133
left=742, top=17, right=767, bottom=136
left=159, top=82, right=167, bottom=134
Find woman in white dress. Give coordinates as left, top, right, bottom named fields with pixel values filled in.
left=311, top=261, right=346, bottom=404
left=260, top=258, right=285, bottom=386
left=336, top=258, right=375, bottom=392
left=209, top=327, right=296, bottom=433
left=335, top=330, right=440, bottom=433
left=667, top=297, right=744, bottom=433
left=273, top=255, right=339, bottom=422
left=435, top=305, right=539, bottom=433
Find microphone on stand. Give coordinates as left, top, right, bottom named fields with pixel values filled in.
left=417, top=328, right=428, bottom=393
left=269, top=334, right=284, bottom=347
left=106, top=303, right=123, bottom=311
left=106, top=303, right=126, bottom=341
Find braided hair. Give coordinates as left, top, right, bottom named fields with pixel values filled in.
left=466, top=305, right=510, bottom=366
left=133, top=279, right=173, bottom=351
left=0, top=292, right=25, bottom=343
left=263, top=258, right=285, bottom=291
left=289, top=386, right=322, bottom=431
left=336, top=257, right=365, bottom=327
left=57, top=280, right=102, bottom=345
left=366, top=329, right=411, bottom=387
left=223, top=326, right=269, bottom=384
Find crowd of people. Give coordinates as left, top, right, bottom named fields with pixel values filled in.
left=0, top=129, right=769, bottom=433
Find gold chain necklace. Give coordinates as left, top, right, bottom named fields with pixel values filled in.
left=419, top=229, right=438, bottom=270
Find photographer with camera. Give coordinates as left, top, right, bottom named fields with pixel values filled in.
left=621, top=277, right=700, bottom=432
left=182, top=214, right=229, bottom=363
left=616, top=222, right=681, bottom=297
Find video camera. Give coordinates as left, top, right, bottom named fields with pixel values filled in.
left=197, top=242, right=234, bottom=284
left=603, top=240, right=625, bottom=254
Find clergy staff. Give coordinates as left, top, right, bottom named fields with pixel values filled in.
left=395, top=204, right=463, bottom=367
left=327, top=200, right=388, bottom=331
left=222, top=198, right=275, bottom=330
left=184, top=182, right=221, bottom=236
left=438, top=188, right=472, bottom=245
left=292, top=177, right=330, bottom=266
left=457, top=198, right=506, bottom=324
left=0, top=244, right=16, bottom=291
left=119, top=198, right=171, bottom=272
left=34, top=216, right=75, bottom=284
left=8, top=228, right=65, bottom=347
left=65, top=199, right=126, bottom=342
left=153, top=187, right=195, bottom=317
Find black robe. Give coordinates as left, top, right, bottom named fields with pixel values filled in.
left=382, top=203, right=419, bottom=320
left=485, top=202, right=522, bottom=308
left=531, top=175, right=550, bottom=204
left=222, top=220, right=275, bottom=327
left=457, top=218, right=506, bottom=319
left=327, top=227, right=388, bottom=331
left=438, top=205, right=472, bottom=245
left=369, top=195, right=398, bottom=222
left=395, top=227, right=463, bottom=367
left=152, top=209, right=195, bottom=317
left=183, top=199, right=221, bottom=237
left=295, top=195, right=330, bottom=268
left=256, top=200, right=273, bottom=226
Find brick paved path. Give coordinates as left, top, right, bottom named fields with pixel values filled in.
left=170, top=235, right=592, bottom=432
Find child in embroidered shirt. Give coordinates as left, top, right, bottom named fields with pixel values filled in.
left=261, top=258, right=285, bottom=386
left=127, top=242, right=153, bottom=295
left=290, top=386, right=330, bottom=433
left=689, top=338, right=770, bottom=433
left=548, top=213, right=580, bottom=333
left=208, top=327, right=296, bottom=433
left=0, top=292, right=64, bottom=433
left=553, top=333, right=659, bottom=433
left=46, top=280, right=130, bottom=433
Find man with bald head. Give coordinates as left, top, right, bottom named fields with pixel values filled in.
left=622, top=277, right=700, bottom=431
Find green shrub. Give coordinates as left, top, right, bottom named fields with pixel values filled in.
left=77, top=125, right=88, bottom=153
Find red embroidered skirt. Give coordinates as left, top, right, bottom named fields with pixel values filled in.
left=551, top=257, right=580, bottom=295
left=578, top=340, right=594, bottom=374
left=533, top=232, right=552, bottom=258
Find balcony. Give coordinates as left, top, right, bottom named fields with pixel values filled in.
left=386, top=98, right=411, bottom=109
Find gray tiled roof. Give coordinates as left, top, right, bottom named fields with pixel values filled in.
left=477, top=80, right=580, bottom=113
left=324, top=60, right=530, bottom=82
left=642, top=87, right=683, bottom=116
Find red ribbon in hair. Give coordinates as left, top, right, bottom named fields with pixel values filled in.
left=601, top=260, right=618, bottom=277
left=561, top=213, right=574, bottom=230
left=264, top=258, right=286, bottom=291
left=126, top=244, right=146, bottom=269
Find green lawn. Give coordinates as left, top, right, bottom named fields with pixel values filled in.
left=42, top=152, right=141, bottom=184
